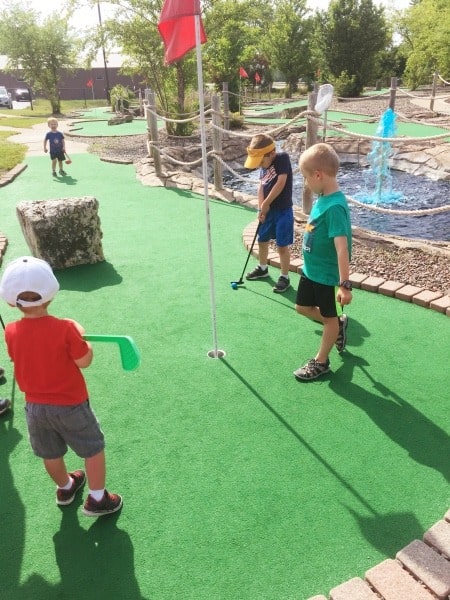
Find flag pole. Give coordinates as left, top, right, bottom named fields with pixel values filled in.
left=194, top=14, right=224, bottom=359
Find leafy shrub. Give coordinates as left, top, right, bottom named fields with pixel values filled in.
left=333, top=71, right=360, bottom=98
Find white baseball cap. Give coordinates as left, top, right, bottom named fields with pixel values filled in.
left=0, top=256, right=60, bottom=307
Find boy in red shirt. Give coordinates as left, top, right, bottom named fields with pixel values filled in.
left=0, top=256, right=122, bottom=516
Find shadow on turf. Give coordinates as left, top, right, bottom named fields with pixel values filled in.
left=222, top=357, right=445, bottom=558
left=330, top=352, right=450, bottom=554
left=331, top=352, right=450, bottom=484
left=52, top=504, right=149, bottom=600
left=56, top=261, right=123, bottom=292
left=0, top=414, right=147, bottom=600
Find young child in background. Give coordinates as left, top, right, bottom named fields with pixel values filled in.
left=244, top=133, right=294, bottom=293
left=294, top=143, right=352, bottom=381
left=44, top=118, right=67, bottom=177
left=0, top=256, right=122, bottom=516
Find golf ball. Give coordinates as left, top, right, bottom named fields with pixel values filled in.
left=231, top=282, right=238, bottom=290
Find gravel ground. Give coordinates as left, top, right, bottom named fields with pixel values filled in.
left=78, top=93, right=450, bottom=297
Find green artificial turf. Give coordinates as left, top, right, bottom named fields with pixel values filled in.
left=0, top=152, right=448, bottom=600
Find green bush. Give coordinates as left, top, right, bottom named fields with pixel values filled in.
left=110, top=85, right=136, bottom=112
left=333, top=71, right=360, bottom=98
left=229, top=112, right=245, bottom=129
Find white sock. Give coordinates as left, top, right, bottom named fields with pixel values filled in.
left=58, top=476, right=73, bottom=490
left=89, top=488, right=105, bottom=502
left=259, top=264, right=268, bottom=270
left=281, top=273, right=289, bottom=279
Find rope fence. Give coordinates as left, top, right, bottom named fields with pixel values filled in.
left=143, top=78, right=450, bottom=218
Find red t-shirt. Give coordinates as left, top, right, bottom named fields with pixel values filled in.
left=5, top=315, right=90, bottom=405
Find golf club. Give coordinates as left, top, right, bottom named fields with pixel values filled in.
left=230, top=222, right=261, bottom=288
left=83, top=334, right=141, bottom=371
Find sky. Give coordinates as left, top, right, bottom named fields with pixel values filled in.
left=22, top=0, right=414, bottom=31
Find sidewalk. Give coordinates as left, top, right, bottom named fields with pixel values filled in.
left=0, top=118, right=89, bottom=157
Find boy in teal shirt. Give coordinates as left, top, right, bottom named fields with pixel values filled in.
left=294, top=143, right=352, bottom=381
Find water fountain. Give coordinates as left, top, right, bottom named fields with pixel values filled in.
left=223, top=106, right=450, bottom=241
left=355, top=108, right=403, bottom=205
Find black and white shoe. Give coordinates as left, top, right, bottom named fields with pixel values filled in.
left=273, top=276, right=290, bottom=293
left=246, top=266, right=269, bottom=280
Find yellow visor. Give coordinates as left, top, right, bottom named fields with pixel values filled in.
left=244, top=142, right=275, bottom=169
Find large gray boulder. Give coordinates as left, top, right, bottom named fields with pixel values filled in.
left=16, top=196, right=104, bottom=269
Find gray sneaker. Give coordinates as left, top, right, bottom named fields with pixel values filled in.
left=273, top=276, right=290, bottom=293
left=246, top=266, right=269, bottom=280
left=294, top=358, right=330, bottom=381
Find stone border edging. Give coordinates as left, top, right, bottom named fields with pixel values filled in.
left=306, top=509, right=450, bottom=600
left=0, top=163, right=27, bottom=187
left=243, top=221, right=450, bottom=317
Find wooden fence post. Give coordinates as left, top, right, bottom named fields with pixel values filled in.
left=222, top=82, right=230, bottom=130
left=389, top=76, right=397, bottom=111
left=212, top=94, right=223, bottom=190
left=145, top=89, right=162, bottom=178
left=430, top=70, right=438, bottom=112
left=302, top=86, right=318, bottom=215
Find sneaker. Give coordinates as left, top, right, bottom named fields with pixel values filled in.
left=82, top=490, right=123, bottom=517
left=59, top=170, right=67, bottom=176
left=246, top=266, right=269, bottom=280
left=273, top=276, right=290, bottom=293
left=293, top=358, right=330, bottom=381
left=56, top=470, right=86, bottom=506
left=335, top=314, right=348, bottom=353
left=52, top=171, right=57, bottom=177
left=0, top=398, right=11, bottom=416
left=0, top=366, right=5, bottom=379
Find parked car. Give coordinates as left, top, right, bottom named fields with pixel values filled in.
left=0, top=86, right=12, bottom=109
left=11, top=87, right=31, bottom=102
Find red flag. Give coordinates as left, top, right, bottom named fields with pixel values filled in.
left=86, top=79, right=93, bottom=88
left=158, top=0, right=207, bottom=65
left=254, top=72, right=261, bottom=84
left=239, top=67, right=248, bottom=78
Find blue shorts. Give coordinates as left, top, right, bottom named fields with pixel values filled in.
left=25, top=400, right=105, bottom=460
left=258, top=207, right=294, bottom=247
left=296, top=272, right=341, bottom=318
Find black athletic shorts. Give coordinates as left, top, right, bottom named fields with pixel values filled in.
left=296, top=272, right=339, bottom=318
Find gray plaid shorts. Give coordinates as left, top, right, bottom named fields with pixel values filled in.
left=25, top=400, right=105, bottom=460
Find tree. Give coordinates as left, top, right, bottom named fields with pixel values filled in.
left=203, top=0, right=269, bottom=111
left=317, top=0, right=389, bottom=96
left=400, top=0, right=450, bottom=89
left=75, top=0, right=202, bottom=135
left=0, top=3, right=78, bottom=114
left=264, top=0, right=314, bottom=98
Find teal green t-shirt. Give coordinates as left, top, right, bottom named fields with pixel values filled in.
left=302, top=191, right=352, bottom=286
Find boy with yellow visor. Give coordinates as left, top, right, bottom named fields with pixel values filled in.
left=244, top=133, right=294, bottom=293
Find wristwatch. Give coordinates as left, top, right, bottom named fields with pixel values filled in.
left=339, top=280, right=353, bottom=290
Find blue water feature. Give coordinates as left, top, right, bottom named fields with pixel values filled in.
left=223, top=161, right=450, bottom=242
left=355, top=108, right=403, bottom=204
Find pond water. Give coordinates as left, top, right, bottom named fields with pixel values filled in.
left=223, top=163, right=450, bottom=242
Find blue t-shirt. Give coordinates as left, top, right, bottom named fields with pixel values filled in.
left=45, top=130, right=65, bottom=156
left=302, top=191, right=352, bottom=286
left=259, top=152, right=293, bottom=210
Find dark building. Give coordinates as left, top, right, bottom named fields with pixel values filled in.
left=0, top=54, right=145, bottom=102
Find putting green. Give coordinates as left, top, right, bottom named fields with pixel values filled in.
left=0, top=152, right=448, bottom=600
